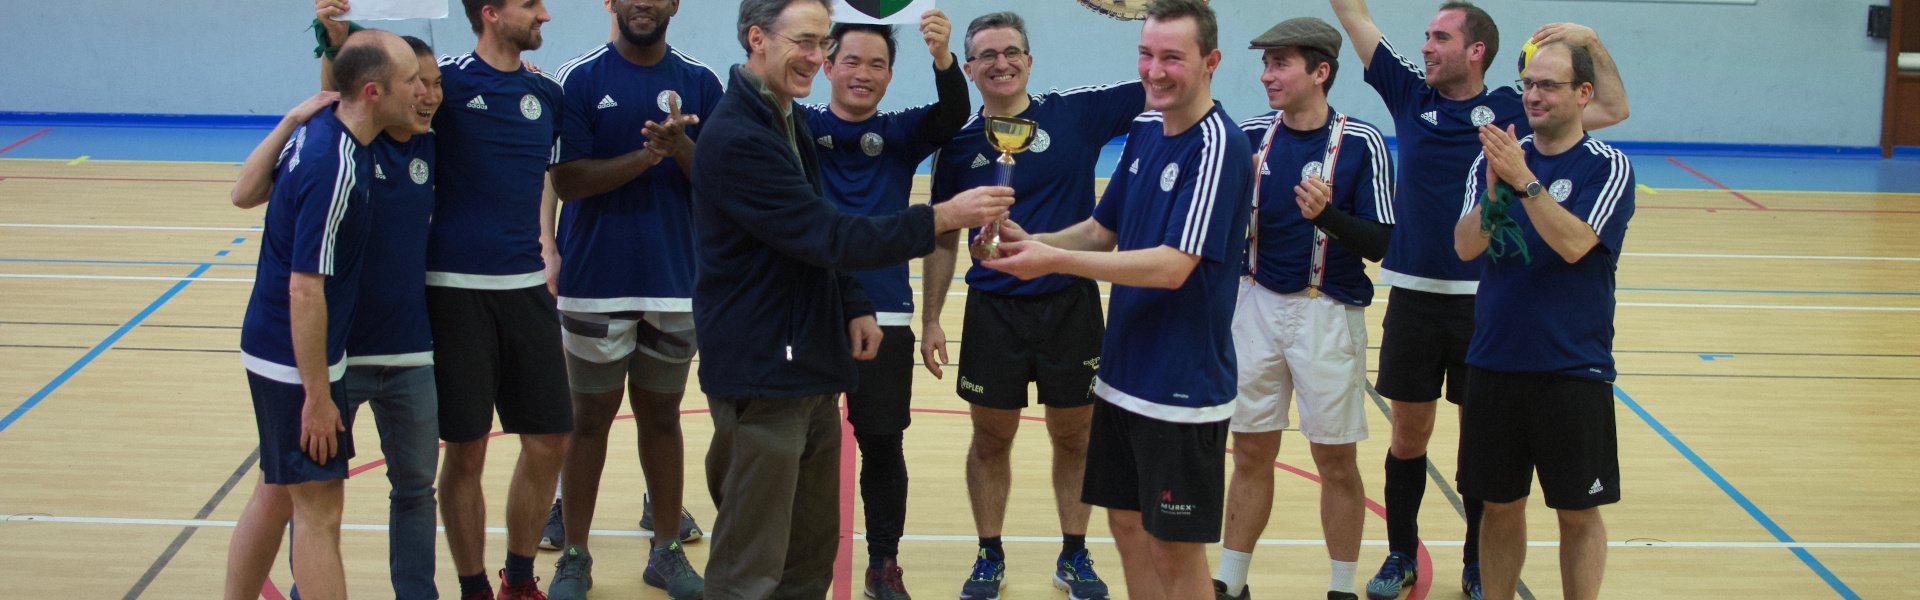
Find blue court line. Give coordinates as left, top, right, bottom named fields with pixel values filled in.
left=0, top=257, right=253, bottom=267
left=0, top=263, right=211, bottom=433
left=230, top=237, right=246, bottom=245
left=1613, top=386, right=1859, bottom=599
left=214, top=250, right=229, bottom=257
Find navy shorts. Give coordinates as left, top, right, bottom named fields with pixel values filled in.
left=248, top=371, right=355, bottom=485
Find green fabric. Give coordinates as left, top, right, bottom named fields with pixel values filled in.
left=312, top=18, right=366, bottom=60
left=1480, top=182, right=1533, bottom=265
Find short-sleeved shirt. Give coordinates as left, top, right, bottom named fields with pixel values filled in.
left=1089, top=104, right=1254, bottom=423
left=240, top=108, right=375, bottom=384
left=426, top=52, right=565, bottom=290
left=551, top=44, right=723, bottom=313
left=805, top=102, right=942, bottom=326
left=930, top=81, right=1145, bottom=297
left=1365, top=37, right=1530, bottom=295
left=1464, top=135, right=1635, bottom=380
left=345, top=132, right=437, bottom=366
left=1239, top=110, right=1394, bottom=306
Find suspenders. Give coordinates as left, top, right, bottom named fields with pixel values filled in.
left=1248, top=111, right=1348, bottom=298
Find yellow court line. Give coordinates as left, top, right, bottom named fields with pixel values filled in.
left=66, top=155, right=88, bottom=166
left=1638, top=184, right=1658, bottom=195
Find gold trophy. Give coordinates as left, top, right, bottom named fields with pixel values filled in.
left=982, top=116, right=1037, bottom=258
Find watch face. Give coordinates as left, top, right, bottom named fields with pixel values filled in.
left=1526, top=181, right=1545, bottom=197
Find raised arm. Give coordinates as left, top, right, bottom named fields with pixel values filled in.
left=1328, top=0, right=1384, bottom=67
left=914, top=9, right=970, bottom=144
left=1532, top=23, right=1630, bottom=130
left=231, top=92, right=340, bottom=209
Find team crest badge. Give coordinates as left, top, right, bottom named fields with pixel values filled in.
left=860, top=132, right=885, bottom=157
left=409, top=158, right=430, bottom=185
left=1160, top=163, right=1180, bottom=192
left=1470, top=105, right=1495, bottom=127
left=519, top=94, right=542, bottom=120
left=1550, top=179, right=1573, bottom=202
left=657, top=90, right=681, bottom=113
left=1030, top=129, right=1052, bottom=153
left=1301, top=161, right=1323, bottom=180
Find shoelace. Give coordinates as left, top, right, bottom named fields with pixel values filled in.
left=968, top=554, right=1002, bottom=582
left=653, top=544, right=693, bottom=577
left=874, top=565, right=908, bottom=592
left=1060, top=552, right=1101, bottom=582
left=1378, top=555, right=1411, bottom=580
left=554, top=555, right=588, bottom=582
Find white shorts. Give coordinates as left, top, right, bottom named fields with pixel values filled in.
left=1229, top=280, right=1371, bottom=444
left=560, top=310, right=697, bottom=364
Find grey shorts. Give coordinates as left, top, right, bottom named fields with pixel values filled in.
left=561, top=311, right=696, bottom=395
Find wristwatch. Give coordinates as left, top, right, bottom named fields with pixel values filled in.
left=1523, top=180, right=1545, bottom=199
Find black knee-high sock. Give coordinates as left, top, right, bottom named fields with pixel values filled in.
left=1384, top=452, right=1429, bottom=557
left=1463, top=496, right=1485, bottom=566
left=856, top=432, right=909, bottom=565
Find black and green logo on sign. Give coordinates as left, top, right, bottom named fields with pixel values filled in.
left=846, top=0, right=914, bottom=18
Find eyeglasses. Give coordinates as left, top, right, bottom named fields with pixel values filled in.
left=771, top=31, right=826, bottom=55
left=1516, top=78, right=1576, bottom=93
left=967, top=47, right=1027, bottom=64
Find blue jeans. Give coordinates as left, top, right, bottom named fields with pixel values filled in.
left=290, top=365, right=441, bottom=599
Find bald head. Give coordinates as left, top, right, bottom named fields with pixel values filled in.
left=333, top=29, right=412, bottom=100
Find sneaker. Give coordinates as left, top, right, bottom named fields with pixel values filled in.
left=1461, top=562, right=1484, bottom=600
left=1212, top=579, right=1250, bottom=600
left=957, top=548, right=1006, bottom=600
left=643, top=540, right=706, bottom=599
left=497, top=569, right=547, bottom=600
left=864, top=559, right=911, bottom=600
left=545, top=546, right=592, bottom=600
left=460, top=591, right=495, bottom=600
left=639, top=492, right=706, bottom=543
left=1329, top=593, right=1359, bottom=600
left=1365, top=552, right=1417, bottom=600
left=539, top=500, right=565, bottom=551
left=1051, top=549, right=1109, bottom=600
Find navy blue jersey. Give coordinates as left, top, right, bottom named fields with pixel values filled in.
left=344, top=132, right=436, bottom=366
left=804, top=103, right=940, bottom=325
left=426, top=52, right=564, bottom=289
left=1365, top=37, right=1530, bottom=294
left=240, top=108, right=374, bottom=383
left=931, top=81, right=1144, bottom=297
left=551, top=44, right=722, bottom=313
left=1239, top=110, right=1394, bottom=306
left=1090, top=105, right=1253, bottom=422
left=1465, top=135, right=1634, bottom=380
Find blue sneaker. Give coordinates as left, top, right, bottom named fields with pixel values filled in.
left=1051, top=549, right=1109, bottom=600
left=1365, top=552, right=1417, bottom=600
left=643, top=540, right=705, bottom=600
left=1461, top=562, right=1483, bottom=600
left=958, top=548, right=1005, bottom=600
left=546, top=546, right=592, bottom=600
left=539, top=499, right=565, bottom=551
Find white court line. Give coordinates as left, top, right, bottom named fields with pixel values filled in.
left=1624, top=252, right=1920, bottom=262
left=8, top=272, right=1920, bottom=312
left=0, top=223, right=260, bottom=232
left=6, top=514, right=1917, bottom=550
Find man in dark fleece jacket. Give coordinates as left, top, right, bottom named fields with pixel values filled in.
left=689, top=0, right=1013, bottom=596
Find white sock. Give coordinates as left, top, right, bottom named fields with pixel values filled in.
left=1330, top=559, right=1359, bottom=593
left=1217, top=548, right=1254, bottom=595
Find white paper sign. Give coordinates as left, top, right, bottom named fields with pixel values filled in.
left=341, top=0, right=449, bottom=21
left=830, top=0, right=935, bottom=25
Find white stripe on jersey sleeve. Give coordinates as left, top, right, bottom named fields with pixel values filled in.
left=1056, top=80, right=1137, bottom=96
left=554, top=45, right=608, bottom=84
left=1583, top=139, right=1632, bottom=236
left=1177, top=113, right=1228, bottom=256
left=1461, top=151, right=1487, bottom=218
left=1135, top=110, right=1164, bottom=124
left=670, top=48, right=724, bottom=87
left=1379, top=38, right=1428, bottom=80
left=1346, top=122, right=1395, bottom=225
left=320, top=133, right=355, bottom=275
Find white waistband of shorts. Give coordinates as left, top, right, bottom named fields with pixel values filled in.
left=1093, top=378, right=1234, bottom=424
left=343, top=351, right=434, bottom=368
left=557, top=296, right=693, bottom=314
left=424, top=271, right=547, bottom=290
left=875, top=311, right=913, bottom=327
left=1378, top=269, right=1478, bottom=295
left=243, top=352, right=348, bottom=384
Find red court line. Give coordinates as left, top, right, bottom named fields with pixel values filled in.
left=1666, top=156, right=1768, bottom=210
left=273, top=407, right=1434, bottom=600
left=0, top=174, right=232, bottom=184
left=0, top=128, right=51, bottom=156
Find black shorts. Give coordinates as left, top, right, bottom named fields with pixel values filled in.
left=1457, top=367, right=1620, bottom=510
left=247, top=372, right=355, bottom=485
left=1081, top=397, right=1227, bottom=543
left=848, top=325, right=915, bottom=436
left=427, top=285, right=574, bottom=443
left=1375, top=287, right=1476, bottom=404
left=956, top=280, right=1102, bottom=409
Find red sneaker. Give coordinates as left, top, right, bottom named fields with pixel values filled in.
left=497, top=568, right=548, bottom=600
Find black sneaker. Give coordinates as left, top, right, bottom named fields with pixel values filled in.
left=538, top=499, right=565, bottom=551
left=1213, top=579, right=1250, bottom=600
left=864, top=559, right=911, bottom=599
left=638, top=492, right=705, bottom=543
left=545, top=546, right=592, bottom=600
left=644, top=540, right=705, bottom=599
left=1328, top=592, right=1359, bottom=600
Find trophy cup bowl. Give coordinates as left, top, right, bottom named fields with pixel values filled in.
left=983, top=116, right=1037, bottom=259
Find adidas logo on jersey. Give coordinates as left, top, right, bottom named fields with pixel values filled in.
left=1129, top=158, right=1140, bottom=174
left=467, top=96, right=489, bottom=110
left=1259, top=162, right=1270, bottom=176
left=1588, top=479, right=1605, bottom=495
left=970, top=154, right=990, bottom=169
left=596, top=95, right=618, bottom=110
left=374, top=164, right=387, bottom=180
left=1421, top=111, right=1438, bottom=126
left=817, top=135, right=834, bottom=149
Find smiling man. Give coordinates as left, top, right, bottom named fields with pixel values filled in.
left=689, top=0, right=1014, bottom=596
left=1322, top=2, right=1629, bottom=597
left=978, top=1, right=1251, bottom=597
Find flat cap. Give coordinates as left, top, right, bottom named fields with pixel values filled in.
left=1249, top=16, right=1342, bottom=57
